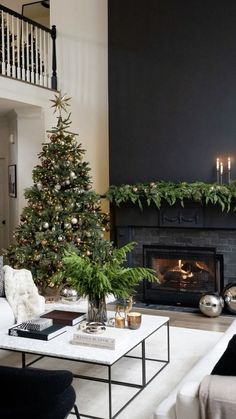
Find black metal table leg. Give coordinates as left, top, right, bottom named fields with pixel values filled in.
left=108, top=365, right=112, bottom=419
left=167, top=322, right=170, bottom=362
left=141, top=340, right=146, bottom=387
left=22, top=352, right=26, bottom=368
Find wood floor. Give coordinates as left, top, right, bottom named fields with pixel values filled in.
left=109, top=304, right=235, bottom=332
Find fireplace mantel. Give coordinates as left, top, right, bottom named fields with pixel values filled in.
left=111, top=202, right=236, bottom=231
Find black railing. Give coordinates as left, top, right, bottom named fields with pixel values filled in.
left=0, top=4, right=57, bottom=89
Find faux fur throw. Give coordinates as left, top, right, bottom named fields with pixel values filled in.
left=3, top=265, right=45, bottom=323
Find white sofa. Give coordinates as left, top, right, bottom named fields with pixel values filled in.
left=0, top=257, right=15, bottom=330
left=0, top=297, right=15, bottom=329
left=153, top=319, right=236, bottom=419
left=0, top=297, right=15, bottom=360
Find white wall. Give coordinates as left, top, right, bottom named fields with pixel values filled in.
left=0, top=0, right=109, bottom=243
left=50, top=0, right=109, bottom=195
left=0, top=1, right=109, bottom=193
left=16, top=107, right=45, bottom=212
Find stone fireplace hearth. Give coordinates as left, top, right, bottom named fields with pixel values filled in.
left=112, top=202, right=236, bottom=307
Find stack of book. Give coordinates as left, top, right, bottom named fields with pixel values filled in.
left=8, top=310, right=87, bottom=341
left=40, top=310, right=86, bottom=326
left=9, top=322, right=67, bottom=341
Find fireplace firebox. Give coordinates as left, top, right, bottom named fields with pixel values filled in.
left=143, top=245, right=223, bottom=307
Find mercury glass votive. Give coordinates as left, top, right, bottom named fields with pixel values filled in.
left=127, top=312, right=142, bottom=329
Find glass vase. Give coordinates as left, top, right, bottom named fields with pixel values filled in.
left=88, top=294, right=107, bottom=323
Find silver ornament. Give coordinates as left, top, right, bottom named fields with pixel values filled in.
left=43, top=222, right=49, bottom=229
left=70, top=171, right=76, bottom=179
left=71, top=217, right=78, bottom=225
left=60, top=287, right=79, bottom=303
left=222, top=283, right=236, bottom=313
left=54, top=184, right=61, bottom=191
left=37, top=182, right=43, bottom=190
left=199, top=294, right=224, bottom=317
left=65, top=179, right=70, bottom=185
left=58, top=236, right=63, bottom=241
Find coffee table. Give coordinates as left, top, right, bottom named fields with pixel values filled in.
left=0, top=313, right=169, bottom=419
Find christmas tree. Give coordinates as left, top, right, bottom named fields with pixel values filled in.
left=3, top=93, right=110, bottom=293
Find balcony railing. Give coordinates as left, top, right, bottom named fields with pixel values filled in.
left=0, top=4, right=57, bottom=90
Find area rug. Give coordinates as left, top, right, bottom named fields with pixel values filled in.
left=0, top=326, right=222, bottom=419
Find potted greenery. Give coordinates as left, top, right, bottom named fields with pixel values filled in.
left=55, top=242, right=158, bottom=322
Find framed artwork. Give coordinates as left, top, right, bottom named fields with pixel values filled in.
left=8, top=165, right=17, bottom=198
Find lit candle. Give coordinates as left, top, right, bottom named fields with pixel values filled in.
left=220, top=162, right=223, bottom=175
left=216, top=158, right=220, bottom=171
left=127, top=312, right=142, bottom=329
left=115, top=315, right=125, bottom=328
left=228, top=157, right=231, bottom=171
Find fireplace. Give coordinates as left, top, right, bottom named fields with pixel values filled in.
left=143, top=245, right=223, bottom=307
left=112, top=202, right=236, bottom=308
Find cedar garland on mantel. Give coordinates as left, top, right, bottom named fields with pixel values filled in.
left=104, top=181, right=236, bottom=212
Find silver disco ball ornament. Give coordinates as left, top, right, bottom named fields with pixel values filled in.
left=222, top=283, right=236, bottom=314
left=199, top=294, right=224, bottom=317
left=60, top=287, right=79, bottom=303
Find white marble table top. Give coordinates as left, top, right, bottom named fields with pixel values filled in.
left=0, top=313, right=169, bottom=365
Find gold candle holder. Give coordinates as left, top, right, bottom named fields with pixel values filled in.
left=127, top=312, right=142, bottom=329
left=115, top=314, right=125, bottom=328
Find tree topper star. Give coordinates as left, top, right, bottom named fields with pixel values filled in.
left=50, top=92, right=71, bottom=114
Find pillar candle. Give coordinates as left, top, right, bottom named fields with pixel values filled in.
left=220, top=162, right=223, bottom=175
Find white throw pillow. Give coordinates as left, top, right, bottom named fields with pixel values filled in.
left=3, top=265, right=45, bottom=323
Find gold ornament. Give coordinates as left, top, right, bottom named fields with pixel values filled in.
left=50, top=92, right=71, bottom=114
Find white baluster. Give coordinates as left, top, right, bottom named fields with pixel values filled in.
left=47, top=32, right=51, bottom=88
left=21, top=20, right=25, bottom=81
left=16, top=17, right=21, bottom=79
left=6, top=12, right=10, bottom=76
left=1, top=11, right=6, bottom=75
left=26, top=22, right=30, bottom=82
left=30, top=24, right=34, bottom=83
left=35, top=26, right=39, bottom=85
left=43, top=30, right=47, bottom=87
left=11, top=14, right=16, bottom=78
left=39, top=28, right=43, bottom=85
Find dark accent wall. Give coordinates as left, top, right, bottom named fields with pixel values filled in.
left=108, top=0, right=236, bottom=185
